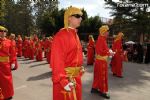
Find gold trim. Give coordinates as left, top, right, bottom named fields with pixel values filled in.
left=0, top=88, right=4, bottom=99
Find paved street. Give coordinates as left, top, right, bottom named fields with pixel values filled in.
left=12, top=57, right=150, bottom=100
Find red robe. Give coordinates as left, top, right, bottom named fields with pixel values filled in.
left=111, top=39, right=123, bottom=77
left=0, top=38, right=14, bottom=100
left=35, top=41, right=43, bottom=61
left=50, top=28, right=83, bottom=100
left=87, top=38, right=95, bottom=65
left=29, top=40, right=34, bottom=60
left=23, top=39, right=29, bottom=58
left=92, top=35, right=109, bottom=93
left=44, top=39, right=49, bottom=58
left=47, top=39, right=52, bottom=64
left=16, top=37, right=22, bottom=57
left=10, top=39, right=18, bottom=70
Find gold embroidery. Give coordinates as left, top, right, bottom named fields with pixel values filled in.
left=61, top=91, right=71, bottom=100
left=0, top=88, right=4, bottom=99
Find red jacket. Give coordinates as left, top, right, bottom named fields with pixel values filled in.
left=50, top=28, right=83, bottom=100
left=0, top=38, right=14, bottom=99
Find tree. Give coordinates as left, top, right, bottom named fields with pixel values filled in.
left=105, top=0, right=150, bottom=42
left=0, top=0, right=6, bottom=25
left=3, top=0, right=34, bottom=36
left=33, top=0, right=59, bottom=36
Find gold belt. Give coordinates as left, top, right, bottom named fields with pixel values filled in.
left=0, top=56, right=9, bottom=62
left=64, top=67, right=82, bottom=100
left=96, top=55, right=108, bottom=61
left=65, top=67, right=81, bottom=77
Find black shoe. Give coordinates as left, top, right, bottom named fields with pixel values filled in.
left=99, top=92, right=110, bottom=99
left=116, top=76, right=123, bottom=78
left=112, top=73, right=116, bottom=76
left=91, top=88, right=99, bottom=94
left=5, top=97, right=13, bottom=100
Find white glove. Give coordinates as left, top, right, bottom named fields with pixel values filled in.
left=109, top=49, right=116, bottom=56
left=64, top=82, right=74, bottom=91
left=11, top=64, right=15, bottom=69
left=109, top=49, right=113, bottom=54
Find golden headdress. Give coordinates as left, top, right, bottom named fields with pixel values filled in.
left=99, top=25, right=109, bottom=36
left=0, top=25, right=8, bottom=32
left=64, top=6, right=83, bottom=28
left=116, top=32, right=124, bottom=39
left=114, top=32, right=124, bottom=41
left=89, top=35, right=95, bottom=42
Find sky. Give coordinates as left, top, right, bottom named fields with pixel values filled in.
left=58, top=0, right=119, bottom=18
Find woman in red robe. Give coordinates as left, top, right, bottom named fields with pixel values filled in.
left=16, top=35, right=22, bottom=57
left=111, top=32, right=124, bottom=78
left=0, top=26, right=14, bottom=100
left=50, top=7, right=84, bottom=100
left=91, top=25, right=113, bottom=99
left=87, top=35, right=95, bottom=65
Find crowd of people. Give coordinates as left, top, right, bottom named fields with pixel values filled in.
left=124, top=43, right=150, bottom=64
left=0, top=26, right=53, bottom=100
left=0, top=6, right=150, bottom=100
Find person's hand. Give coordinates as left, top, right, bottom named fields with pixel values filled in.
left=109, top=49, right=116, bottom=56
left=80, top=66, right=85, bottom=75
left=11, top=64, right=15, bottom=69
left=64, top=82, right=74, bottom=91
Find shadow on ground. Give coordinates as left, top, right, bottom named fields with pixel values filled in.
left=82, top=58, right=150, bottom=100
left=27, top=71, right=52, bottom=81
left=29, top=62, right=48, bottom=68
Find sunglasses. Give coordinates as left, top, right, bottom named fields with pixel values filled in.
left=0, top=30, right=6, bottom=32
left=71, top=14, right=83, bottom=19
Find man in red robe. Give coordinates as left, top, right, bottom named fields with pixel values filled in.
left=9, top=34, right=18, bottom=70
left=22, top=36, right=29, bottom=58
left=46, top=36, right=53, bottom=64
left=16, top=35, right=22, bottom=57
left=0, top=26, right=14, bottom=100
left=43, top=37, right=49, bottom=58
left=29, top=36, right=35, bottom=60
left=35, top=40, right=43, bottom=61
left=111, top=32, right=124, bottom=78
left=91, top=25, right=114, bottom=99
left=50, top=6, right=85, bottom=100
left=87, top=35, right=95, bottom=65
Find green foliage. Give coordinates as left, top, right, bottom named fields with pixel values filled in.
left=105, top=0, right=150, bottom=41
left=1, top=0, right=103, bottom=39
left=0, top=0, right=6, bottom=25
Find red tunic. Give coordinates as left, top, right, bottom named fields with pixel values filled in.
left=35, top=41, right=43, bottom=61
left=87, top=38, right=95, bottom=65
left=92, top=35, right=109, bottom=93
left=44, top=39, right=49, bottom=58
left=10, top=39, right=18, bottom=70
left=0, top=38, right=14, bottom=100
left=50, top=28, right=83, bottom=100
left=111, top=39, right=123, bottom=77
left=23, top=39, right=29, bottom=58
left=16, top=37, right=22, bottom=57
left=29, top=40, right=34, bottom=60
left=47, top=39, right=53, bottom=64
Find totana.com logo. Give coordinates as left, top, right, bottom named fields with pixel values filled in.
left=117, top=3, right=149, bottom=8
left=104, top=0, right=149, bottom=8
